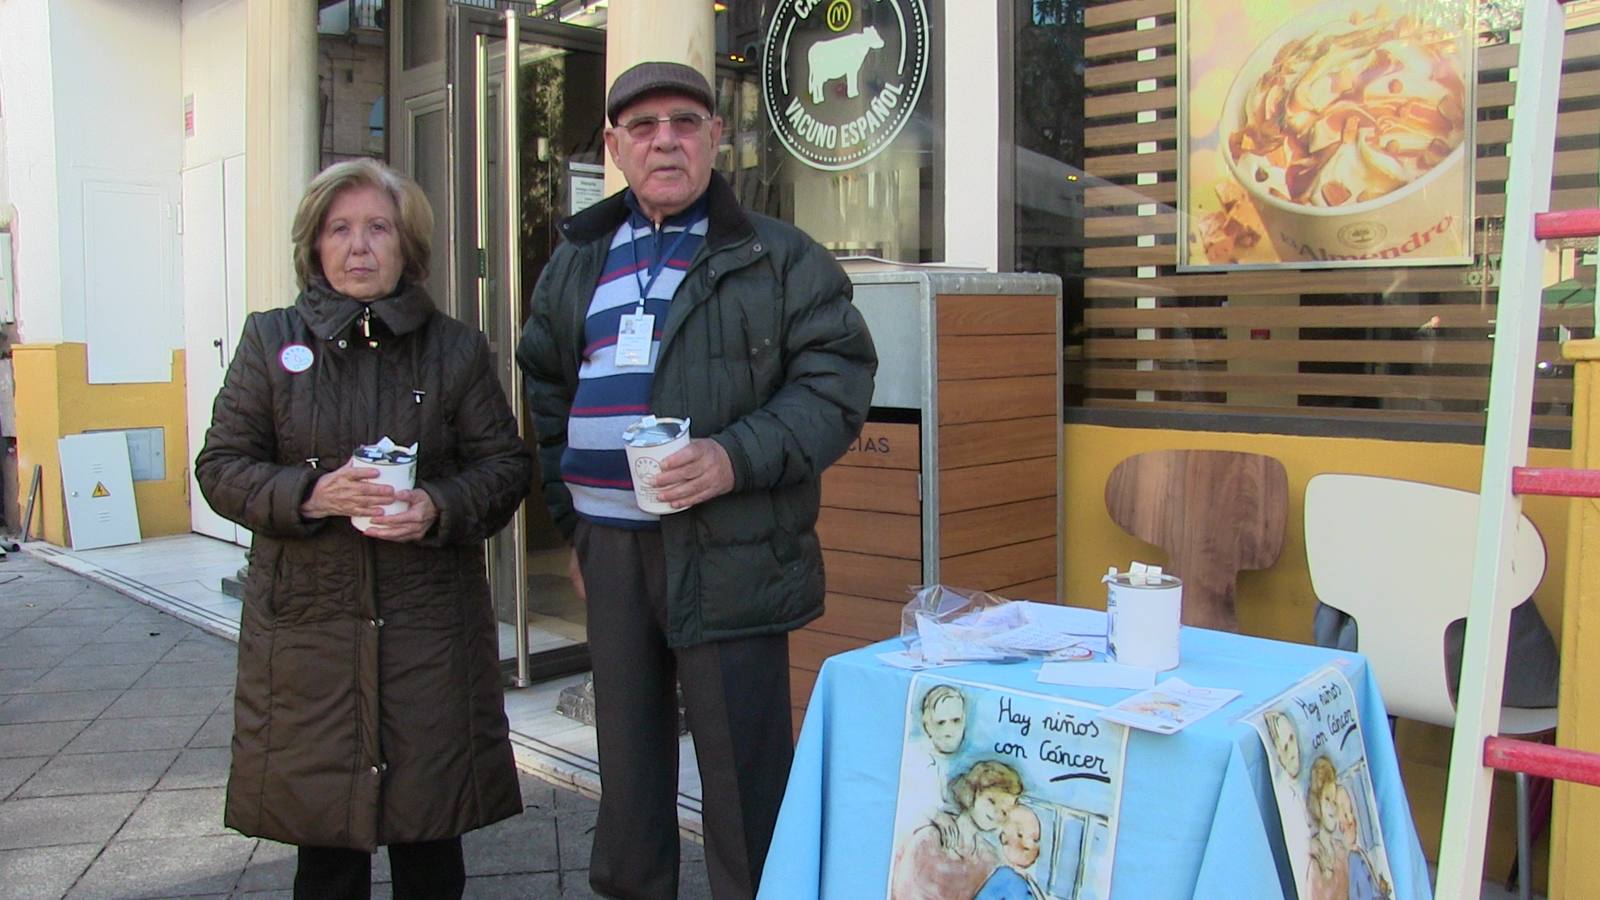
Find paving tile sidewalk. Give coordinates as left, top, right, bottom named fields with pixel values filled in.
left=0, top=550, right=711, bottom=899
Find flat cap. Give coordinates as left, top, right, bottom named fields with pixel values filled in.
left=606, top=61, right=715, bottom=124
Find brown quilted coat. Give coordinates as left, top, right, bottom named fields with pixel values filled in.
left=195, top=281, right=530, bottom=851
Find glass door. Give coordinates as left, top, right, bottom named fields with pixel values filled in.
left=452, top=6, right=606, bottom=685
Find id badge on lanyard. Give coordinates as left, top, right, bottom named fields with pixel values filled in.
left=614, top=223, right=690, bottom=367
left=615, top=308, right=654, bottom=367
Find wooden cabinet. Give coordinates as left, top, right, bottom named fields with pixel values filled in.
left=791, top=272, right=1064, bottom=733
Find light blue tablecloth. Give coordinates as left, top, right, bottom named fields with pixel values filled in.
left=758, top=628, right=1431, bottom=900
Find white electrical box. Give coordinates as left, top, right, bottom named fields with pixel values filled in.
left=59, top=432, right=143, bottom=550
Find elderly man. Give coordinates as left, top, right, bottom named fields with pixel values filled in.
left=515, top=61, right=876, bottom=899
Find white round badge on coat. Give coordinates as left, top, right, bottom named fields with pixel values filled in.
left=279, top=344, right=314, bottom=373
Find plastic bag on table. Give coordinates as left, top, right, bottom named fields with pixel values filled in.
left=898, top=584, right=1028, bottom=665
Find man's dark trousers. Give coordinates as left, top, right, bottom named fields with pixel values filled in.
left=575, top=520, right=795, bottom=900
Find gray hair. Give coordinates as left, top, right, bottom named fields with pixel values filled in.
left=290, top=158, right=433, bottom=290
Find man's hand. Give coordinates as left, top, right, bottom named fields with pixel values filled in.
left=301, top=462, right=395, bottom=520
left=653, top=438, right=734, bottom=509
left=568, top=548, right=587, bottom=602
left=363, top=488, right=438, bottom=543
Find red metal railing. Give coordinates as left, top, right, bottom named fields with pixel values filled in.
left=1483, top=737, right=1600, bottom=787
left=1512, top=467, right=1600, bottom=498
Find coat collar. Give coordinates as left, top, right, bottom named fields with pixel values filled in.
left=558, top=170, right=755, bottom=253
left=295, top=279, right=435, bottom=340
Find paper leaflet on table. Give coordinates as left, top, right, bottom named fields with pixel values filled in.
left=1242, top=666, right=1395, bottom=900
left=1096, top=678, right=1241, bottom=735
left=887, top=673, right=1129, bottom=900
left=898, top=586, right=1105, bottom=665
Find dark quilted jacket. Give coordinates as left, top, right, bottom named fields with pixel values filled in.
left=195, top=280, right=530, bottom=851
left=516, top=172, right=877, bottom=647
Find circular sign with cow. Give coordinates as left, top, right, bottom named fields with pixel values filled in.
left=761, top=0, right=931, bottom=171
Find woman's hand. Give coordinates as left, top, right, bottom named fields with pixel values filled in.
left=301, top=462, right=394, bottom=520
left=364, top=488, right=438, bottom=543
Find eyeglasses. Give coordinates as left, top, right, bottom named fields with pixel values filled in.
left=617, top=112, right=713, bottom=142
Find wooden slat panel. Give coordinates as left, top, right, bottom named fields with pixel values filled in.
left=939, top=376, right=1058, bottom=424
left=1478, top=107, right=1600, bottom=145
left=818, top=507, right=920, bottom=558
left=1084, top=268, right=1487, bottom=298
left=821, top=466, right=920, bottom=514
left=1085, top=56, right=1176, bottom=90
left=1081, top=396, right=1577, bottom=430
left=1082, top=148, right=1600, bottom=186
left=1085, top=212, right=1179, bottom=239
left=1086, top=217, right=1554, bottom=255
left=1085, top=119, right=1172, bottom=149
left=1072, top=12, right=1600, bottom=431
left=1084, top=303, right=1590, bottom=330
left=1084, top=338, right=1565, bottom=366
left=1476, top=148, right=1597, bottom=184
left=1084, top=24, right=1176, bottom=60
left=1085, top=181, right=1176, bottom=208
left=995, top=577, right=1059, bottom=604
left=936, top=294, right=1056, bottom=336
left=810, top=592, right=905, bottom=642
left=938, top=417, right=1058, bottom=470
left=936, top=334, right=1057, bottom=380
left=835, top=422, right=918, bottom=470
left=940, top=458, right=1056, bottom=515
left=940, top=538, right=1056, bottom=591
left=1084, top=244, right=1176, bottom=268
left=941, top=497, right=1057, bottom=558
left=1083, top=0, right=1175, bottom=29
left=1086, top=149, right=1178, bottom=179
left=1082, top=183, right=1596, bottom=219
left=1086, top=87, right=1178, bottom=119
left=823, top=549, right=921, bottom=602
left=1084, top=369, right=1575, bottom=403
left=791, top=666, right=818, bottom=709
left=1483, top=187, right=1599, bottom=218
left=790, top=628, right=869, bottom=672
left=1478, top=68, right=1600, bottom=107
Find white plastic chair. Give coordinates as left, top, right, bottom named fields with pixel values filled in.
left=1304, top=473, right=1557, bottom=900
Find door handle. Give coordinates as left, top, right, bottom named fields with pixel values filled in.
left=213, top=338, right=224, bottom=366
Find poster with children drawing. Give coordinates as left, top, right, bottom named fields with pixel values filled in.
left=887, top=675, right=1130, bottom=900
left=1246, top=666, right=1394, bottom=900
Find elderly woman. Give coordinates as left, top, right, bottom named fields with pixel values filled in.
left=196, top=159, right=531, bottom=899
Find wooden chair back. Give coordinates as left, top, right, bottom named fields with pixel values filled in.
left=1103, top=449, right=1289, bottom=631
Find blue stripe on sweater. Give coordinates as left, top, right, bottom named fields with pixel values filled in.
left=562, top=196, right=707, bottom=529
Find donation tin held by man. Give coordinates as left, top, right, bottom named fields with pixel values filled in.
left=516, top=61, right=877, bottom=900
left=196, top=159, right=532, bottom=899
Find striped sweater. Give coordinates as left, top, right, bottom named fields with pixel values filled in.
left=560, top=194, right=708, bottom=528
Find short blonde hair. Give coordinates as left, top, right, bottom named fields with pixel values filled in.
left=950, top=760, right=1023, bottom=811
left=291, top=158, right=433, bottom=290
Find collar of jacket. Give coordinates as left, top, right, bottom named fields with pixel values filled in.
left=557, top=170, right=754, bottom=253
left=295, top=278, right=435, bottom=340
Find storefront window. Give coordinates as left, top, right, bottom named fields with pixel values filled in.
left=719, top=0, right=943, bottom=262
left=1016, top=0, right=1600, bottom=440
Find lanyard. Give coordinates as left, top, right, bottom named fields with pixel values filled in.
left=629, top=222, right=694, bottom=308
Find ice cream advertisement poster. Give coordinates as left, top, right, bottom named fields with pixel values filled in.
left=1245, top=666, right=1396, bottom=900
left=1179, top=0, right=1476, bottom=270
left=887, top=675, right=1129, bottom=900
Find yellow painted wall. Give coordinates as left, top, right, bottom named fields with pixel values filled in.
left=1063, top=423, right=1570, bottom=888
left=13, top=344, right=190, bottom=545
left=1552, top=340, right=1600, bottom=900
